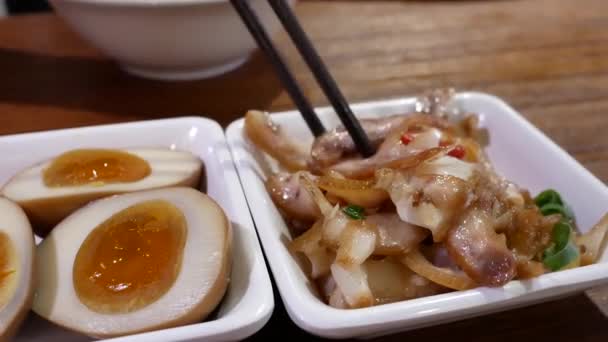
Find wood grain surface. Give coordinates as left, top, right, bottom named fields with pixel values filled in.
left=0, top=0, right=607, bottom=340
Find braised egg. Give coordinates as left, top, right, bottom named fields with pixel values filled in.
left=33, top=187, right=231, bottom=338
left=1, top=148, right=203, bottom=235
left=0, top=197, right=35, bottom=340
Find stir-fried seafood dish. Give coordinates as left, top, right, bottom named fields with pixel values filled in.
left=244, top=92, right=608, bottom=309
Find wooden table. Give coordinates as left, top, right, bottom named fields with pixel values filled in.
left=1, top=0, right=607, bottom=340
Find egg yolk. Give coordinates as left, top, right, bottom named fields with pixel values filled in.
left=73, top=200, right=187, bottom=314
left=0, top=232, right=16, bottom=308
left=43, top=149, right=151, bottom=187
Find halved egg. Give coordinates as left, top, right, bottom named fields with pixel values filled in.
left=33, top=187, right=231, bottom=338
left=1, top=148, right=203, bottom=235
left=0, top=197, right=35, bottom=340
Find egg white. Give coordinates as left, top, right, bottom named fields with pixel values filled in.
left=33, top=187, right=231, bottom=338
left=2, top=148, right=202, bottom=201
left=0, top=197, right=35, bottom=339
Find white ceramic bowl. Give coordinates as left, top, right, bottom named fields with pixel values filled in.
left=3, top=117, right=274, bottom=342
left=49, top=0, right=294, bottom=81
left=226, top=92, right=608, bottom=339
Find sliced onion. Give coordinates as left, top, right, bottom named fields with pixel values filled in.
left=316, top=274, right=349, bottom=309
left=322, top=205, right=349, bottom=246
left=289, top=220, right=323, bottom=252
left=366, top=213, right=429, bottom=255
left=376, top=169, right=440, bottom=230
left=317, top=176, right=388, bottom=208
left=289, top=221, right=335, bottom=278
left=376, top=169, right=470, bottom=243
left=329, top=288, right=349, bottom=309
left=402, top=248, right=476, bottom=291
left=318, top=273, right=336, bottom=299
left=577, top=213, right=608, bottom=266
left=335, top=222, right=376, bottom=266
left=383, top=146, right=448, bottom=170
left=244, top=110, right=308, bottom=171
left=504, top=183, right=525, bottom=207
left=409, top=128, right=442, bottom=150
left=416, top=155, right=476, bottom=181
left=330, top=263, right=374, bottom=308
left=307, top=248, right=336, bottom=279
left=298, top=173, right=333, bottom=214
left=364, top=257, right=445, bottom=305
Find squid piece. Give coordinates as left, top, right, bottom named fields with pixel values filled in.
left=302, top=174, right=428, bottom=256
left=365, top=213, right=429, bottom=255
left=330, top=263, right=374, bottom=308
left=446, top=208, right=516, bottom=287
left=327, top=119, right=449, bottom=179
left=299, top=175, right=377, bottom=307
left=335, top=222, right=377, bottom=266
left=376, top=168, right=472, bottom=242
left=244, top=110, right=309, bottom=171
left=413, top=89, right=489, bottom=144
left=310, top=115, right=409, bottom=171
left=299, top=175, right=377, bottom=265
left=316, top=175, right=389, bottom=208
left=266, top=171, right=322, bottom=223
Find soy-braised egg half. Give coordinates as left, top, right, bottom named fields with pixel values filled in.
left=0, top=197, right=35, bottom=341
left=1, top=148, right=203, bottom=235
left=33, top=186, right=231, bottom=338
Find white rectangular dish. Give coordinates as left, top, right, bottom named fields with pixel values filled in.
left=226, top=92, right=608, bottom=339
left=1, top=117, right=274, bottom=342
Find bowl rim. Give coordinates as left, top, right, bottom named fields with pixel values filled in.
left=49, top=0, right=229, bottom=8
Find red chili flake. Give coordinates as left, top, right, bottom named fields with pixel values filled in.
left=401, top=133, right=414, bottom=145
left=448, top=145, right=466, bottom=159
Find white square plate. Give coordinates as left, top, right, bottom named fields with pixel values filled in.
left=1, top=117, right=274, bottom=342
left=226, top=92, right=608, bottom=339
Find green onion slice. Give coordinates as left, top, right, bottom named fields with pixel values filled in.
left=342, top=205, right=365, bottom=220
left=543, top=242, right=579, bottom=271
left=536, top=189, right=580, bottom=270
left=552, top=220, right=572, bottom=251
left=542, top=220, right=579, bottom=271
left=540, top=203, right=574, bottom=221
left=534, top=189, right=563, bottom=207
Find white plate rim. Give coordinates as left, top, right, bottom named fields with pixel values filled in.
left=226, top=91, right=608, bottom=338
left=3, top=116, right=274, bottom=342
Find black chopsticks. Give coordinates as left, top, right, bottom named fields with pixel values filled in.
left=230, top=0, right=325, bottom=137
left=231, top=0, right=376, bottom=158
